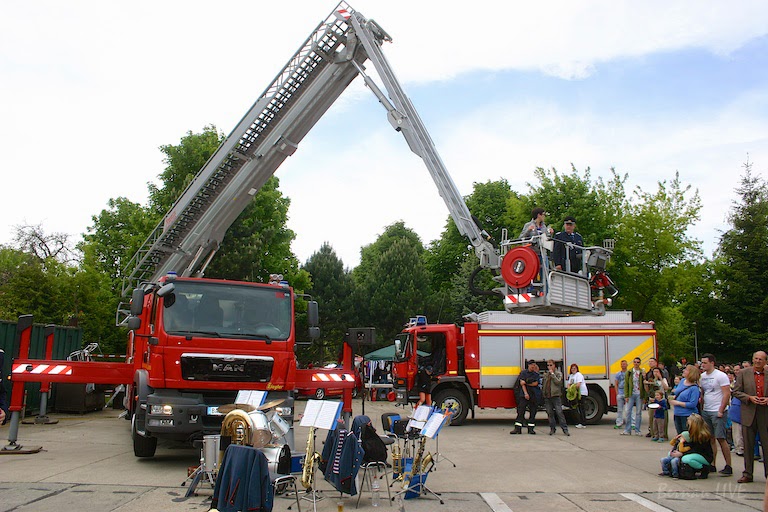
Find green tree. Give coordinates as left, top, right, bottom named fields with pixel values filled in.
left=611, top=172, right=702, bottom=327
left=148, top=125, right=222, bottom=215
left=525, top=165, right=627, bottom=246
left=301, top=243, right=354, bottom=364
left=353, top=222, right=429, bottom=343
left=710, top=160, right=768, bottom=356
left=368, top=237, right=430, bottom=344
left=80, top=197, right=156, bottom=286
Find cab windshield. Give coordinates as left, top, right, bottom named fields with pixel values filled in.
left=162, top=280, right=292, bottom=341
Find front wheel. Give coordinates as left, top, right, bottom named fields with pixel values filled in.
left=314, top=388, right=326, bottom=400
left=131, top=401, right=157, bottom=458
left=432, top=388, right=470, bottom=426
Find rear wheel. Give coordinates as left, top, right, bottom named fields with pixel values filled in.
left=583, top=393, right=606, bottom=424
left=432, top=388, right=470, bottom=425
left=314, top=388, right=326, bottom=400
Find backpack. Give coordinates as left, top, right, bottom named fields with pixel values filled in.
left=361, top=423, right=388, bottom=463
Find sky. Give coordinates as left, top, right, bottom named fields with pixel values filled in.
left=2, top=1, right=767, bottom=271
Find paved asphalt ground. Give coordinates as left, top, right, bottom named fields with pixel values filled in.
left=0, top=398, right=766, bottom=511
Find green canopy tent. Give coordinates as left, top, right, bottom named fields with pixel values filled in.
left=363, top=344, right=427, bottom=361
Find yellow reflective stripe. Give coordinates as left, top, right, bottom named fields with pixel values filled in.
left=465, top=369, right=480, bottom=373
left=524, top=339, right=563, bottom=349
left=579, top=365, right=606, bottom=375
left=609, top=336, right=656, bottom=375
left=481, top=366, right=521, bottom=376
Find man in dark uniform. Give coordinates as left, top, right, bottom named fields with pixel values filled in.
left=0, top=349, right=9, bottom=425
left=511, top=360, right=541, bottom=435
left=552, top=216, right=584, bottom=273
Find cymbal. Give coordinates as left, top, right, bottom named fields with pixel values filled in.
left=258, top=398, right=286, bottom=411
left=217, top=403, right=256, bottom=414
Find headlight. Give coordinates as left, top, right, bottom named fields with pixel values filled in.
left=150, top=405, right=173, bottom=415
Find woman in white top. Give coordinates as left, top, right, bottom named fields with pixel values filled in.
left=567, top=363, right=589, bottom=428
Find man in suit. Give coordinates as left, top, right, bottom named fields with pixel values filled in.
left=732, top=351, right=768, bottom=483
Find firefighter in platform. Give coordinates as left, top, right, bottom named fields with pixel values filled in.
left=511, top=360, right=541, bottom=435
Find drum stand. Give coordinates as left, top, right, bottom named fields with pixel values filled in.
left=182, top=436, right=219, bottom=497
left=182, top=455, right=217, bottom=497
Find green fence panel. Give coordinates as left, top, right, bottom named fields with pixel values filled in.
left=0, top=319, right=83, bottom=414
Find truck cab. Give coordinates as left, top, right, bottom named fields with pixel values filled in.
left=126, top=274, right=302, bottom=457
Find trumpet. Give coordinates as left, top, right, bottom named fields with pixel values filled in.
left=391, top=442, right=403, bottom=477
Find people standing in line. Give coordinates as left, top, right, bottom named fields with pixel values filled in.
left=415, top=365, right=433, bottom=408
left=511, top=360, right=541, bottom=435
left=669, top=364, right=702, bottom=435
left=552, top=216, right=584, bottom=273
left=732, top=351, right=768, bottom=484
left=567, top=363, right=588, bottom=429
left=614, top=359, right=628, bottom=429
left=622, top=358, right=647, bottom=435
left=700, top=353, right=733, bottom=476
left=543, top=360, right=569, bottom=436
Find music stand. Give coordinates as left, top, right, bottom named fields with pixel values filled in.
left=299, top=400, right=343, bottom=512
left=391, top=410, right=448, bottom=504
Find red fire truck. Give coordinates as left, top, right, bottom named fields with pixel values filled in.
left=392, top=312, right=657, bottom=425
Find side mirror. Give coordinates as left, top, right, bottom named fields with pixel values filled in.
left=309, top=326, right=320, bottom=341
left=127, top=316, right=141, bottom=331
left=394, top=339, right=401, bottom=356
left=157, top=282, right=175, bottom=298
left=307, top=300, right=319, bottom=328
left=130, top=289, right=145, bottom=316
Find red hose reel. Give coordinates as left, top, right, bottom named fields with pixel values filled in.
left=501, top=246, right=540, bottom=289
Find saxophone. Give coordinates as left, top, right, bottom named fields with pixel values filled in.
left=403, top=435, right=428, bottom=490
left=300, top=426, right=321, bottom=490
left=391, top=442, right=403, bottom=477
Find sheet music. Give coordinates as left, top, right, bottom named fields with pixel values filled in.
left=300, top=399, right=342, bottom=429
left=235, top=390, right=266, bottom=407
left=421, top=412, right=446, bottom=438
left=407, top=419, right=426, bottom=432
left=412, top=405, right=432, bottom=421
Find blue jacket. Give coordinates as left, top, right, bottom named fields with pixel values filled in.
left=672, top=382, right=700, bottom=418
left=322, top=428, right=365, bottom=495
left=212, top=444, right=273, bottom=512
left=729, top=396, right=741, bottom=424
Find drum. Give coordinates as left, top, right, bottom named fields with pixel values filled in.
left=260, top=443, right=292, bottom=475
left=202, top=434, right=221, bottom=472
left=248, top=410, right=272, bottom=448
left=269, top=411, right=291, bottom=439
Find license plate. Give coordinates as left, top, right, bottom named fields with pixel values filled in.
left=207, top=406, right=223, bottom=416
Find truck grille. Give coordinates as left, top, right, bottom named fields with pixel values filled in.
left=180, top=354, right=273, bottom=382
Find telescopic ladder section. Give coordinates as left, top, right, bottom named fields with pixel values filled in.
left=121, top=4, right=364, bottom=296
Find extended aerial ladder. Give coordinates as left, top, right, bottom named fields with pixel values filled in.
left=119, top=1, right=610, bottom=317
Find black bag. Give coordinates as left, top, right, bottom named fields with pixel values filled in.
left=361, top=424, right=388, bottom=463
left=679, top=463, right=697, bottom=480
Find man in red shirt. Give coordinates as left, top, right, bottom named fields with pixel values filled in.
left=733, top=351, right=768, bottom=483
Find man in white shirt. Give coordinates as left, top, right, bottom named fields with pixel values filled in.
left=700, top=353, right=733, bottom=476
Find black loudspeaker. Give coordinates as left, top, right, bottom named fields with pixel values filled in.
left=346, top=327, right=376, bottom=352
